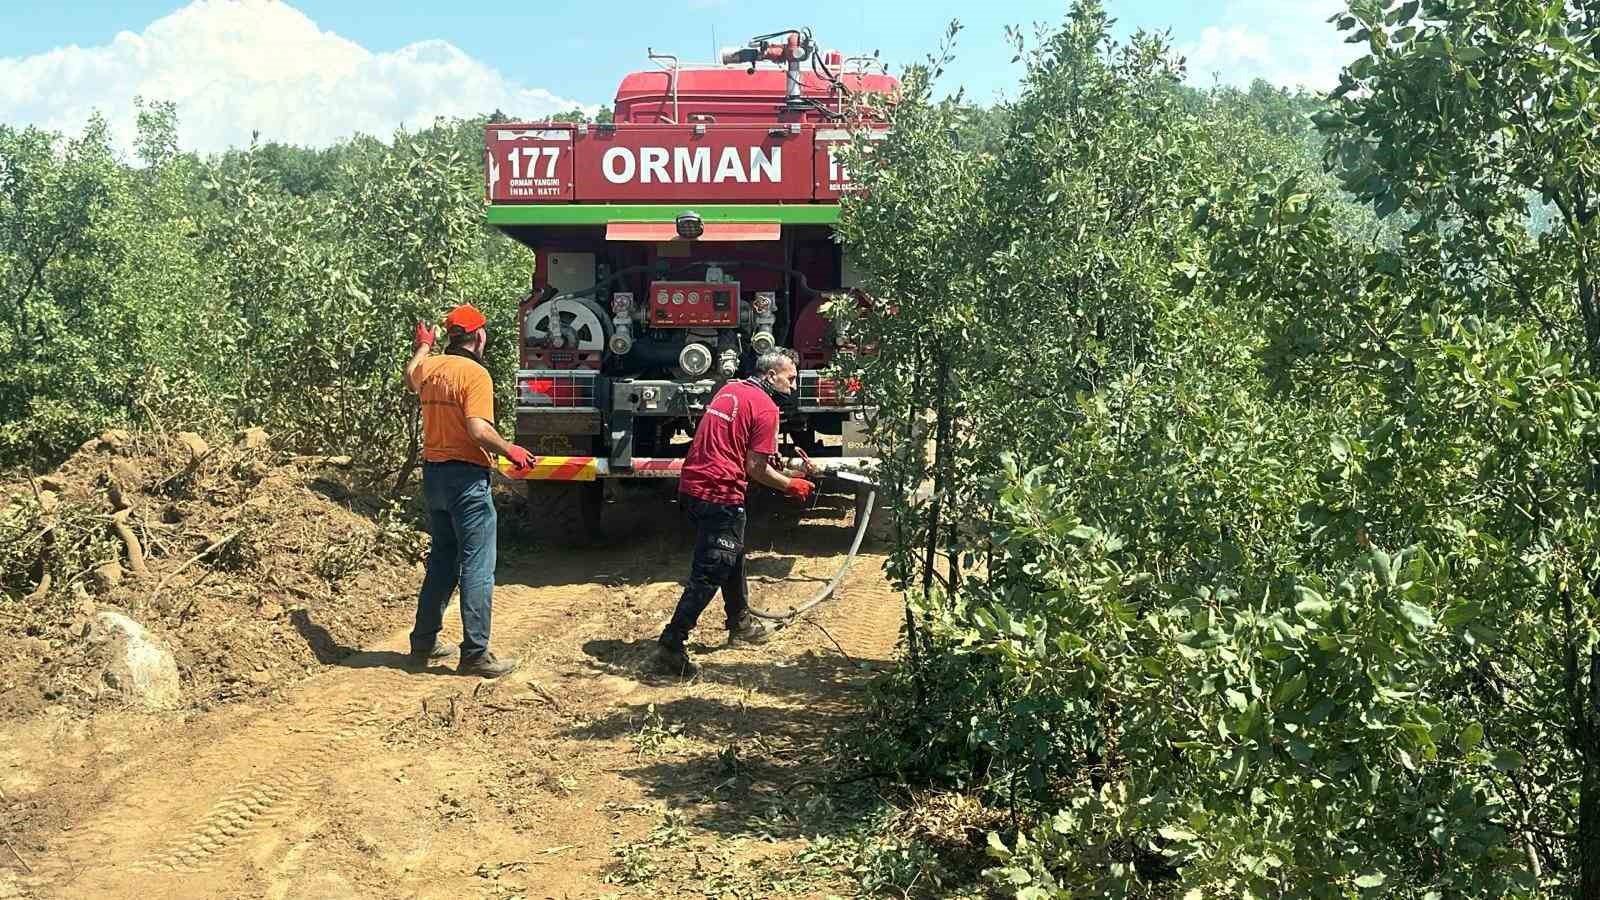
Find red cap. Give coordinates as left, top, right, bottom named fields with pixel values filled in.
left=442, top=304, right=487, bottom=333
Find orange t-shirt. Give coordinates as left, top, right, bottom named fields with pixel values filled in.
left=416, top=355, right=494, bottom=466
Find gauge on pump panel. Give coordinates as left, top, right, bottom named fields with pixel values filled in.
left=672, top=291, right=685, bottom=306
left=656, top=290, right=670, bottom=306
left=688, top=291, right=701, bottom=305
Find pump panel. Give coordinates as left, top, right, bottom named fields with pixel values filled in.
left=647, top=281, right=740, bottom=327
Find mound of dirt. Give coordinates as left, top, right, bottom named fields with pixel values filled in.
left=0, top=428, right=434, bottom=719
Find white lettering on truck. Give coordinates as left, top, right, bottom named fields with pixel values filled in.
left=602, top=146, right=782, bottom=185
left=640, top=147, right=669, bottom=183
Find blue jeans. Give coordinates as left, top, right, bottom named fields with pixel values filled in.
left=410, top=460, right=498, bottom=659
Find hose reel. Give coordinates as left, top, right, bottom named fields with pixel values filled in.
left=524, top=296, right=611, bottom=353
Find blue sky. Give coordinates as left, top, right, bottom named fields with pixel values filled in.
left=0, top=1, right=1355, bottom=153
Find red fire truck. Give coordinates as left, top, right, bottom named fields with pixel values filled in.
left=486, top=29, right=894, bottom=534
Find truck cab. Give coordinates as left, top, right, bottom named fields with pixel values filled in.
left=485, top=30, right=895, bottom=533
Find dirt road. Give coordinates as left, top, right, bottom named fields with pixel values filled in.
left=0, top=489, right=904, bottom=899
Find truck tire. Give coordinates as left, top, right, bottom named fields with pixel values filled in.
left=515, top=434, right=604, bottom=544
left=522, top=480, right=603, bottom=543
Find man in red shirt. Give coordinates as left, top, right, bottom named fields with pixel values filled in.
left=653, top=349, right=815, bottom=677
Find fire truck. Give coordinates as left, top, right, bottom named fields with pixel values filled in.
left=486, top=29, right=895, bottom=535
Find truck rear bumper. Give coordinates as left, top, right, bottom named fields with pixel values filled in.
left=495, top=455, right=879, bottom=484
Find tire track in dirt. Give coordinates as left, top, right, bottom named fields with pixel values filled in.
left=28, top=552, right=637, bottom=899
left=767, top=488, right=905, bottom=663
left=125, top=699, right=380, bottom=875
left=815, top=567, right=904, bottom=662
left=23, top=698, right=383, bottom=890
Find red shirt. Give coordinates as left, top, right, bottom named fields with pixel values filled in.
left=679, top=379, right=780, bottom=506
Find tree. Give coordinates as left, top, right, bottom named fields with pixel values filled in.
left=835, top=1, right=1590, bottom=895
left=0, top=110, right=528, bottom=473
left=1319, top=0, right=1599, bottom=361
left=0, top=116, right=129, bottom=463
left=549, top=106, right=613, bottom=125
left=1321, top=2, right=1600, bottom=893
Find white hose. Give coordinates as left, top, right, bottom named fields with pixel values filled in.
left=747, top=483, right=875, bottom=626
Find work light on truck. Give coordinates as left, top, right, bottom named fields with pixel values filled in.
left=675, top=211, right=704, bottom=239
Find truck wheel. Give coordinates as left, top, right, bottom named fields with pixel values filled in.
left=522, top=480, right=604, bottom=544
left=515, top=434, right=604, bottom=544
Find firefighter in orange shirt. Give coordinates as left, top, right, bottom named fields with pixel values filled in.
left=404, top=304, right=532, bottom=679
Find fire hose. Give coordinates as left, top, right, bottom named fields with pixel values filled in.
left=744, top=448, right=877, bottom=629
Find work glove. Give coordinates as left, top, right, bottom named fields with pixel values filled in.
left=413, top=320, right=438, bottom=351
left=504, top=445, right=535, bottom=472
left=783, top=477, right=815, bottom=503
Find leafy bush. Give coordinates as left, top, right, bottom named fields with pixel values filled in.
left=0, top=104, right=527, bottom=474
left=837, top=1, right=1600, bottom=896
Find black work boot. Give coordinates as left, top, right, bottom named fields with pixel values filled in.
left=650, top=641, right=697, bottom=678
left=457, top=650, right=520, bottom=679
left=407, top=641, right=459, bottom=668
left=727, top=613, right=775, bottom=646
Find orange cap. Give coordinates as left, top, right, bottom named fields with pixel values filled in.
left=442, top=304, right=487, bottom=333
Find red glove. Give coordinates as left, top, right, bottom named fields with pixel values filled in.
left=783, top=477, right=815, bottom=503
left=414, top=320, right=437, bottom=350
left=504, top=445, right=534, bottom=472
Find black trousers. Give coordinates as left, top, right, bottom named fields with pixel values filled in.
left=660, top=495, right=748, bottom=649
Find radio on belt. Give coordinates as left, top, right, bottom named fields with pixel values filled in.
left=647, top=280, right=740, bottom=328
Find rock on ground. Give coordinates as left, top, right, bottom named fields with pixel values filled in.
left=91, top=562, right=125, bottom=593
left=99, top=429, right=132, bottom=452
left=90, top=610, right=181, bottom=710
left=238, top=427, right=271, bottom=450
left=176, top=432, right=210, bottom=462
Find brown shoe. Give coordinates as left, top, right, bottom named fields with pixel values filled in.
left=727, top=613, right=775, bottom=646
left=408, top=641, right=459, bottom=668
left=457, top=651, right=520, bottom=679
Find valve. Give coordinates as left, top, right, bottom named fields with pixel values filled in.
left=751, top=291, right=777, bottom=352
left=721, top=29, right=814, bottom=102
left=608, top=292, right=634, bottom=355
left=679, top=342, right=713, bottom=377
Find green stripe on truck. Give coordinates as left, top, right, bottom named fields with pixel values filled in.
left=486, top=203, right=842, bottom=226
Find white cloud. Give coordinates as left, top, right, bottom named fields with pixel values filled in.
left=1177, top=1, right=1356, bottom=92
left=0, top=0, right=594, bottom=156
